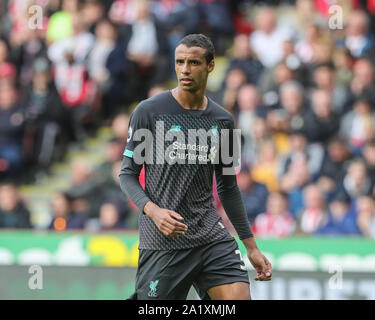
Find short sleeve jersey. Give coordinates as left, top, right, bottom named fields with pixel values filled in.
left=124, top=91, right=240, bottom=250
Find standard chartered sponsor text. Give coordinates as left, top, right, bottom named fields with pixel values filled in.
left=129, top=120, right=240, bottom=172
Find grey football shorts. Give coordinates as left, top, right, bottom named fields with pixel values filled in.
left=131, top=237, right=250, bottom=300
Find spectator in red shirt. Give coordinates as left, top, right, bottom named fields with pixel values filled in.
left=252, top=191, right=295, bottom=238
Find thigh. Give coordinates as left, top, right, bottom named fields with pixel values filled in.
left=207, top=281, right=250, bottom=300
left=193, top=238, right=250, bottom=300
left=135, top=249, right=198, bottom=300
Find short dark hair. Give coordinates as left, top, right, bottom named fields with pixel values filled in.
left=177, top=34, right=215, bottom=64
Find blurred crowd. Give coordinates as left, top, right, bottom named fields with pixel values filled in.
left=1, top=0, right=375, bottom=238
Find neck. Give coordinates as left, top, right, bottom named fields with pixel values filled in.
left=173, top=86, right=207, bottom=110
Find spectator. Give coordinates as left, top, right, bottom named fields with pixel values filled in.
left=108, top=0, right=139, bottom=25
left=84, top=158, right=134, bottom=227
left=280, top=152, right=312, bottom=217
left=318, top=137, right=352, bottom=194
left=87, top=19, right=118, bottom=85
left=295, top=23, right=321, bottom=64
left=312, top=63, right=349, bottom=116
left=337, top=159, right=373, bottom=201
left=279, top=129, right=324, bottom=181
left=226, top=33, right=263, bottom=85
left=151, top=0, right=200, bottom=59
left=46, top=0, right=80, bottom=44
left=81, top=0, right=105, bottom=34
left=210, top=68, right=247, bottom=117
left=88, top=19, right=127, bottom=119
left=294, top=0, right=319, bottom=34
left=281, top=38, right=302, bottom=72
left=296, top=29, right=334, bottom=89
left=341, top=10, right=374, bottom=59
left=99, top=160, right=133, bottom=218
left=197, top=0, right=235, bottom=55
left=10, top=27, right=48, bottom=89
left=332, top=48, right=354, bottom=89
left=258, top=61, right=296, bottom=102
left=241, top=115, right=271, bottom=164
left=310, top=33, right=334, bottom=67
left=48, top=10, right=95, bottom=74
left=237, top=163, right=269, bottom=224
left=356, top=195, right=375, bottom=237
left=296, top=184, right=327, bottom=234
left=363, top=139, right=375, bottom=186
left=258, top=36, right=302, bottom=97
left=251, top=139, right=280, bottom=192
left=118, top=0, right=170, bottom=102
left=99, top=202, right=126, bottom=230
left=315, top=191, right=361, bottom=236
left=0, top=82, right=25, bottom=179
left=252, top=192, right=295, bottom=238
left=95, top=137, right=124, bottom=185
left=266, top=81, right=306, bottom=134
left=0, top=38, right=17, bottom=86
left=111, top=112, right=129, bottom=144
left=349, top=58, right=375, bottom=106
left=0, top=183, right=31, bottom=228
left=0, top=61, right=17, bottom=87
left=0, top=39, right=9, bottom=66
left=152, top=0, right=199, bottom=37
left=6, top=0, right=47, bottom=50
left=352, top=0, right=375, bottom=36
left=48, top=13, right=97, bottom=142
left=49, top=192, right=86, bottom=231
left=250, top=7, right=294, bottom=68
left=237, top=84, right=263, bottom=144
left=65, top=160, right=98, bottom=217
left=23, top=58, right=70, bottom=167
left=301, top=89, right=340, bottom=143
left=340, top=97, right=375, bottom=155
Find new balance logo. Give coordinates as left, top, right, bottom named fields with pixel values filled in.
left=211, top=125, right=218, bottom=136
left=169, top=125, right=181, bottom=132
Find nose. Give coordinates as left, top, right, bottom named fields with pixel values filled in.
left=181, top=62, right=190, bottom=75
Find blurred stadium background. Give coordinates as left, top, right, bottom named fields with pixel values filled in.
left=0, top=0, right=375, bottom=300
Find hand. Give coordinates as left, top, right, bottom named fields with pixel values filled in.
left=144, top=201, right=188, bottom=238
left=248, top=248, right=272, bottom=281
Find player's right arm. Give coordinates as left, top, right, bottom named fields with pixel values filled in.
left=119, top=157, right=188, bottom=237
left=118, top=103, right=187, bottom=238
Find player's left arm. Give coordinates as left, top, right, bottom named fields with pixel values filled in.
left=214, top=118, right=272, bottom=281
left=214, top=167, right=272, bottom=281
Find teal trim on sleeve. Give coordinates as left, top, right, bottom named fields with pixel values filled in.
left=124, top=149, right=134, bottom=158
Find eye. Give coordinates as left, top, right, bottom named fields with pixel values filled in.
left=190, top=60, right=200, bottom=65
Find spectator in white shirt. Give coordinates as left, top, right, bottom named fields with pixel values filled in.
left=250, top=7, right=294, bottom=68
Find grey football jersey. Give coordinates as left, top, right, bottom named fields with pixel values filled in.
left=123, top=91, right=238, bottom=250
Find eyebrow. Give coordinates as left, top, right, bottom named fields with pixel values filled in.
left=175, top=58, right=203, bottom=62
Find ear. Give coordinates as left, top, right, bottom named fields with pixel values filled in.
left=207, top=59, right=215, bottom=73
